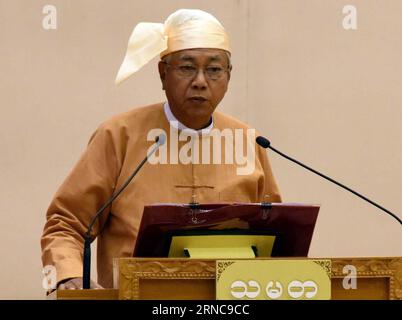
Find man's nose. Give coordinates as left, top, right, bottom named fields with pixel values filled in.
left=191, top=69, right=208, bottom=90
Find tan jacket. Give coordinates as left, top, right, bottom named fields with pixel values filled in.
left=41, top=103, right=281, bottom=288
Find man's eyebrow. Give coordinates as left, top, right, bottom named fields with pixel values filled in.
left=177, top=55, right=224, bottom=63
left=208, top=55, right=223, bottom=62
left=178, top=55, right=196, bottom=62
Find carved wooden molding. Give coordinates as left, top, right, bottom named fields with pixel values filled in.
left=331, top=257, right=402, bottom=300
left=118, top=257, right=402, bottom=300
left=313, top=259, right=332, bottom=279
left=119, top=259, right=215, bottom=300
left=216, top=261, right=235, bottom=281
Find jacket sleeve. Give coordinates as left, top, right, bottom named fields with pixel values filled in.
left=40, top=122, right=119, bottom=284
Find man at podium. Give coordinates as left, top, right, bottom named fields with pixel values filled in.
left=41, top=9, right=282, bottom=291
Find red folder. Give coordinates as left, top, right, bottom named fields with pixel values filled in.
left=133, top=203, right=320, bottom=257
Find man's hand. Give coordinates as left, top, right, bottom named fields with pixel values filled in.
left=58, top=277, right=103, bottom=290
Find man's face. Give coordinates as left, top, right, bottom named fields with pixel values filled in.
left=158, top=48, right=231, bottom=130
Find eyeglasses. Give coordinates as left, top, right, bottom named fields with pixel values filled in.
left=163, top=62, right=229, bottom=80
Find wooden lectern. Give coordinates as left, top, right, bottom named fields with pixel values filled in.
left=48, top=257, right=402, bottom=300
left=48, top=203, right=402, bottom=300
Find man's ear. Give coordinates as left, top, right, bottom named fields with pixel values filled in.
left=227, top=65, right=232, bottom=81
left=158, top=61, right=166, bottom=90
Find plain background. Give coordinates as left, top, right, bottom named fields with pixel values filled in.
left=0, top=0, right=401, bottom=299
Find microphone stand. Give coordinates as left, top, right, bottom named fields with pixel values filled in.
left=256, top=136, right=401, bottom=225
left=83, top=135, right=165, bottom=289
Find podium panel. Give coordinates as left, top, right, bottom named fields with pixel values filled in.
left=117, top=257, right=402, bottom=300
left=49, top=257, right=402, bottom=300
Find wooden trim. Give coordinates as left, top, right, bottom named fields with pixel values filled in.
left=47, top=289, right=118, bottom=300
left=49, top=257, right=402, bottom=300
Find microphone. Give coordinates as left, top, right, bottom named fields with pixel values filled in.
left=82, top=134, right=166, bottom=289
left=256, top=136, right=401, bottom=225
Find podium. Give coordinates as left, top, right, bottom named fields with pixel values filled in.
left=48, top=203, right=402, bottom=300
left=48, top=257, right=402, bottom=300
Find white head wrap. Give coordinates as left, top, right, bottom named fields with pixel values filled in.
left=115, top=9, right=230, bottom=84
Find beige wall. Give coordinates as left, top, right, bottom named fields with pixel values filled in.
left=0, top=0, right=400, bottom=299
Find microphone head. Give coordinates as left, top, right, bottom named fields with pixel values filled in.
left=256, top=136, right=271, bottom=149
left=156, top=134, right=166, bottom=146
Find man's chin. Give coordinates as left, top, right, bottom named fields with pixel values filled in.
left=186, top=109, right=212, bottom=120
left=186, top=100, right=214, bottom=111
